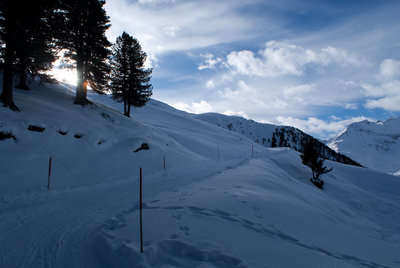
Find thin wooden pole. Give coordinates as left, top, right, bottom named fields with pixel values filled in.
left=48, top=157, right=52, bottom=189
left=140, top=167, right=143, bottom=253
left=163, top=155, right=166, bottom=172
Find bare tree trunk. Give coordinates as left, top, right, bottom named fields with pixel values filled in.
left=126, top=102, right=131, bottom=118
left=74, top=54, right=88, bottom=105
left=1, top=4, right=19, bottom=111
left=16, top=60, right=29, bottom=90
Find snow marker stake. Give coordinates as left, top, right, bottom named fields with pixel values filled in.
left=48, top=157, right=52, bottom=189
left=140, top=167, right=143, bottom=253
left=217, top=145, right=220, bottom=161
left=252, top=145, right=254, bottom=159
left=164, top=155, right=166, bottom=172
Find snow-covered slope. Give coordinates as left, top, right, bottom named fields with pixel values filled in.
left=1, top=82, right=400, bottom=267
left=195, top=113, right=361, bottom=167
left=328, top=118, right=400, bottom=175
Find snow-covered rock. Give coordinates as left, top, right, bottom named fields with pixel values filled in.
left=328, top=118, right=400, bottom=174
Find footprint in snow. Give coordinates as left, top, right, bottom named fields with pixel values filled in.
left=171, top=214, right=182, bottom=220
left=179, top=225, right=190, bottom=236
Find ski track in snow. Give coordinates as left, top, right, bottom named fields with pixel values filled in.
left=105, top=205, right=389, bottom=268
left=1, top=153, right=398, bottom=267
left=0, top=159, right=250, bottom=267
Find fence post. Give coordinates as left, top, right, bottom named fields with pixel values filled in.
left=140, top=167, right=143, bottom=253
left=48, top=157, right=52, bottom=189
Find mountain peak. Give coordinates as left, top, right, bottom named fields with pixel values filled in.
left=328, top=117, right=400, bottom=174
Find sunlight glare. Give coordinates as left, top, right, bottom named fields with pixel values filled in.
left=49, top=50, right=77, bottom=86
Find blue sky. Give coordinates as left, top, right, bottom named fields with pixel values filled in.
left=104, top=0, right=400, bottom=139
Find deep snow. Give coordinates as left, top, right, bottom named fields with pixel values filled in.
left=1, top=81, right=400, bottom=267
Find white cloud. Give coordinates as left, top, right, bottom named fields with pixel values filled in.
left=362, top=59, right=400, bottom=111
left=319, top=46, right=365, bottom=67
left=206, top=80, right=215, bottom=88
left=138, top=0, right=175, bottom=4
left=282, top=84, right=315, bottom=101
left=226, top=50, right=267, bottom=76
left=223, top=110, right=250, bottom=119
left=226, top=41, right=365, bottom=77
left=365, top=96, right=400, bottom=111
left=105, top=0, right=254, bottom=58
left=198, top=53, right=223, bottom=70
left=275, top=116, right=372, bottom=138
left=172, top=100, right=214, bottom=114
left=378, top=59, right=400, bottom=79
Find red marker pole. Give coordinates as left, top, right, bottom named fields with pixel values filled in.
left=140, top=167, right=143, bottom=253
left=48, top=157, right=52, bottom=189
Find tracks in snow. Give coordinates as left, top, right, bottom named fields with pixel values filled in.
left=0, top=158, right=249, bottom=267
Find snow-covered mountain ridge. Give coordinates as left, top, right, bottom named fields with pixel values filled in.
left=328, top=118, right=400, bottom=175
left=195, top=113, right=361, bottom=167
left=1, top=81, right=400, bottom=267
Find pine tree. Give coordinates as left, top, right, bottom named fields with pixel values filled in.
left=109, top=32, right=152, bottom=117
left=300, top=139, right=332, bottom=188
left=0, top=0, right=59, bottom=109
left=58, top=0, right=111, bottom=105
left=271, top=133, right=277, bottom=147
left=14, top=0, right=59, bottom=90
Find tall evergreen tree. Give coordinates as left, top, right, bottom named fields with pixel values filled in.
left=0, top=0, right=59, bottom=109
left=58, top=0, right=111, bottom=105
left=109, top=32, right=152, bottom=117
left=14, top=0, right=59, bottom=90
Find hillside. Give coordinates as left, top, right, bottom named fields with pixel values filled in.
left=195, top=113, right=361, bottom=167
left=1, top=82, right=400, bottom=267
left=328, top=118, right=400, bottom=175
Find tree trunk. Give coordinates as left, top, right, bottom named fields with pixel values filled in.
left=126, top=103, right=131, bottom=118
left=16, top=60, right=29, bottom=90
left=74, top=54, right=88, bottom=105
left=1, top=4, right=19, bottom=111
left=123, top=99, right=127, bottom=116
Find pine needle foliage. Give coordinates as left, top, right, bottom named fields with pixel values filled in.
left=109, top=32, right=152, bottom=117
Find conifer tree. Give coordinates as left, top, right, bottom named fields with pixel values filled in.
left=58, top=0, right=111, bottom=105
left=14, top=0, right=59, bottom=90
left=0, top=0, right=59, bottom=109
left=301, top=139, right=332, bottom=187
left=109, top=32, right=152, bottom=117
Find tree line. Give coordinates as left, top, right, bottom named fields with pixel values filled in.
left=0, top=0, right=152, bottom=118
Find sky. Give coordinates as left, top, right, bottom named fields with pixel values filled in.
left=102, top=0, right=400, bottom=139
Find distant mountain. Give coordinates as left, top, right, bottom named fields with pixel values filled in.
left=195, top=113, right=361, bottom=167
left=327, top=118, right=400, bottom=175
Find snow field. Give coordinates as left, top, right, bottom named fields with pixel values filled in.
left=1, top=82, right=400, bottom=267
